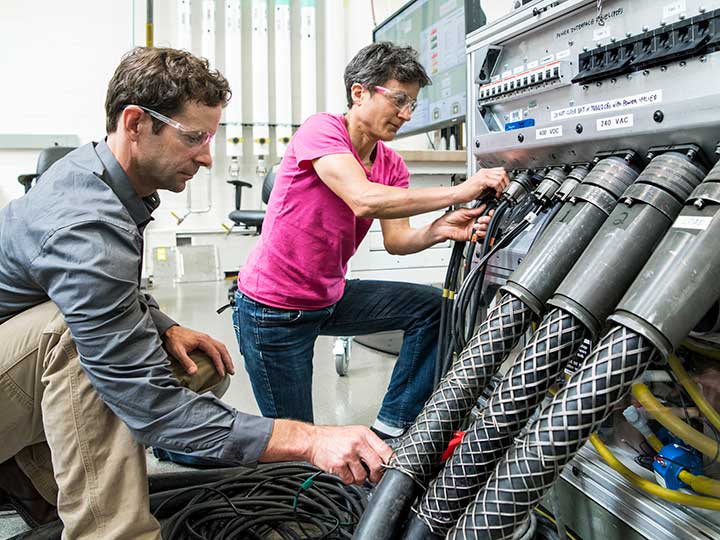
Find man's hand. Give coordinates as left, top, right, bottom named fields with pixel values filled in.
left=162, top=325, right=235, bottom=377
left=455, top=167, right=510, bottom=203
left=430, top=205, right=494, bottom=243
left=305, top=425, right=393, bottom=485
left=261, top=420, right=393, bottom=485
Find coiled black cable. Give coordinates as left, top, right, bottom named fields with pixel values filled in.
left=153, top=463, right=367, bottom=540
left=11, top=463, right=368, bottom=540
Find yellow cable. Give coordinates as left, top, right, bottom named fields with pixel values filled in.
left=668, top=353, right=720, bottom=433
left=533, top=507, right=579, bottom=540
left=682, top=339, right=720, bottom=361
left=645, top=433, right=663, bottom=453
left=678, top=470, right=720, bottom=498
left=590, top=433, right=720, bottom=510
left=631, top=383, right=720, bottom=462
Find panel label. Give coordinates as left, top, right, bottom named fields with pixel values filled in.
left=673, top=215, right=712, bottom=231
left=536, top=125, right=563, bottom=139
left=556, top=49, right=571, bottom=60
left=540, top=54, right=555, bottom=64
left=551, top=90, right=662, bottom=121
left=597, top=113, right=634, bottom=131
left=593, top=27, right=611, bottom=41
left=526, top=60, right=539, bottom=69
left=663, top=1, right=687, bottom=20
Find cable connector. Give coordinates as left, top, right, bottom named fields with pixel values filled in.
left=623, top=405, right=655, bottom=440
left=524, top=211, right=538, bottom=225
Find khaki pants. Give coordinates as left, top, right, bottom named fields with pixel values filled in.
left=0, top=301, right=229, bottom=539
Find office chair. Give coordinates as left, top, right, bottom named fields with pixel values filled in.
left=17, top=146, right=76, bottom=193
left=227, top=166, right=277, bottom=234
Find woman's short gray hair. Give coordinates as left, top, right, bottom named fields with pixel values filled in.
left=343, top=42, right=431, bottom=109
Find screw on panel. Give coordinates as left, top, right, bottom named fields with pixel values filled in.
left=680, top=61, right=687, bottom=67
left=700, top=7, right=706, bottom=14
left=643, top=70, right=650, bottom=76
left=475, top=139, right=481, bottom=148
left=624, top=197, right=633, bottom=206
left=695, top=199, right=705, bottom=209
left=653, top=110, right=665, bottom=123
left=687, top=149, right=697, bottom=162
left=626, top=32, right=632, bottom=38
left=700, top=56, right=708, bottom=62
left=611, top=78, right=617, bottom=84
left=642, top=26, right=649, bottom=32
left=660, top=66, right=668, bottom=72
left=583, top=85, right=589, bottom=91
left=576, top=124, right=583, bottom=134
left=518, top=133, right=525, bottom=143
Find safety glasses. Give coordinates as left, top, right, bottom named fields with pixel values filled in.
left=373, top=85, right=418, bottom=114
left=135, top=106, right=215, bottom=148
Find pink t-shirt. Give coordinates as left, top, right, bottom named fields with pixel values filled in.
left=239, top=112, right=410, bottom=310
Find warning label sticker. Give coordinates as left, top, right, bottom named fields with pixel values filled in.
left=673, top=216, right=712, bottom=231
left=551, top=90, right=662, bottom=121
left=597, top=114, right=634, bottom=131
left=536, top=125, right=563, bottom=140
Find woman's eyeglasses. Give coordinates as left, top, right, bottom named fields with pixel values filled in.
left=373, top=86, right=418, bottom=114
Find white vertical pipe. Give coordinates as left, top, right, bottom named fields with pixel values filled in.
left=323, top=0, right=346, bottom=114
left=252, top=0, right=270, bottom=159
left=201, top=0, right=216, bottom=66
left=177, top=0, right=192, bottom=51
left=224, top=0, right=243, bottom=159
left=299, top=0, right=317, bottom=122
left=274, top=0, right=292, bottom=157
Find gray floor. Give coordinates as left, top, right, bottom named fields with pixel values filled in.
left=1, top=280, right=397, bottom=538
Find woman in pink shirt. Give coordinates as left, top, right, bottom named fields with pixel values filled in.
left=234, top=42, right=508, bottom=447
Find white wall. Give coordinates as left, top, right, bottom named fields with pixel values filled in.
left=0, top=0, right=432, bottom=276
left=0, top=0, right=141, bottom=207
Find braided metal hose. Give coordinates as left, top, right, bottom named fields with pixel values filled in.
left=353, top=293, right=533, bottom=540
left=448, top=325, right=659, bottom=539
left=393, top=292, right=534, bottom=484
left=408, top=309, right=589, bottom=537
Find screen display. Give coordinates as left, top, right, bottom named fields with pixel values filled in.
left=373, top=0, right=466, bottom=136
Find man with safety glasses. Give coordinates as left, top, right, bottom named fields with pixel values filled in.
left=0, top=47, right=391, bottom=539
left=234, top=42, right=510, bottom=442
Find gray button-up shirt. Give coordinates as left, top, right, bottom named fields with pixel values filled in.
left=0, top=141, right=273, bottom=465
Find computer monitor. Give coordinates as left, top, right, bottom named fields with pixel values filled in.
left=373, top=0, right=466, bottom=137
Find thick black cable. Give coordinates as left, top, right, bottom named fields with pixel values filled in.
left=463, top=200, right=509, bottom=347
left=454, top=201, right=505, bottom=351
left=451, top=209, right=532, bottom=355
left=13, top=463, right=367, bottom=540
left=434, top=218, right=532, bottom=382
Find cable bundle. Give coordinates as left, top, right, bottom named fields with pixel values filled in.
left=153, top=463, right=368, bottom=540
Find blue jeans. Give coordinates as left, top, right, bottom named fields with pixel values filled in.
left=232, top=279, right=440, bottom=430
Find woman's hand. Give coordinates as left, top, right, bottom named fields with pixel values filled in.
left=430, top=204, right=494, bottom=242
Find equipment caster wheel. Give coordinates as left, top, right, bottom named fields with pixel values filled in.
left=333, top=337, right=351, bottom=376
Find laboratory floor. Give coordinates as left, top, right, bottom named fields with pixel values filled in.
left=0, top=280, right=397, bottom=538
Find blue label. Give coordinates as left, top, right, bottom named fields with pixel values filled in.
left=505, top=119, right=535, bottom=131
